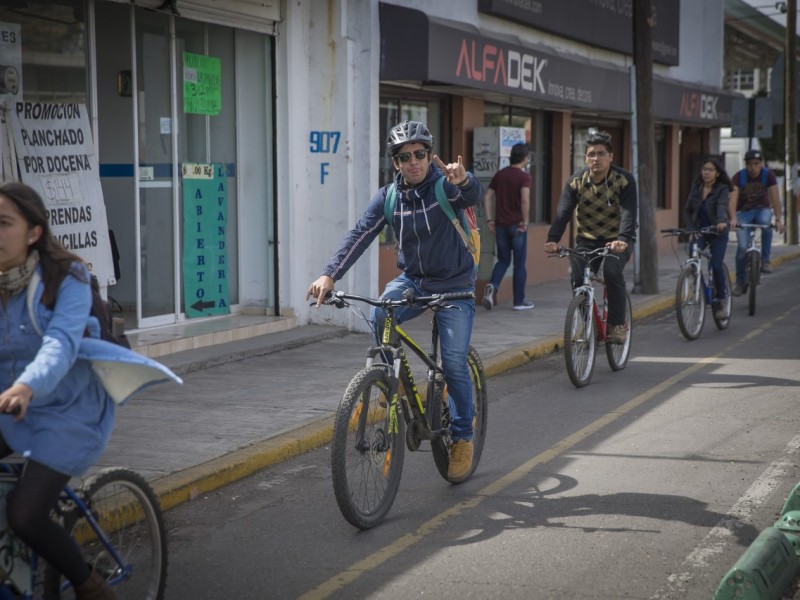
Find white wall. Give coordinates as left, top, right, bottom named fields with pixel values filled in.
left=277, top=0, right=379, bottom=330
left=669, top=0, right=724, bottom=87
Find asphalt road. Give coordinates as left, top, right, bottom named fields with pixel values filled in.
left=161, top=260, right=800, bottom=600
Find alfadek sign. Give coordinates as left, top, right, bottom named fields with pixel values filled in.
left=380, top=4, right=735, bottom=127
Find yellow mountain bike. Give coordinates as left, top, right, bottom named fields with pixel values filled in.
left=323, top=290, right=488, bottom=530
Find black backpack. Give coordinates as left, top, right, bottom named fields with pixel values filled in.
left=89, top=275, right=131, bottom=348
left=26, top=271, right=131, bottom=349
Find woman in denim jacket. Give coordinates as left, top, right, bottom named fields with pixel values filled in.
left=0, top=182, right=180, bottom=599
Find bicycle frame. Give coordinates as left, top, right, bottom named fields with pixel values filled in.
left=684, top=243, right=710, bottom=303
left=0, top=462, right=128, bottom=599
left=661, top=225, right=731, bottom=340
left=365, top=306, right=445, bottom=439
left=573, top=258, right=609, bottom=342
left=740, top=223, right=768, bottom=254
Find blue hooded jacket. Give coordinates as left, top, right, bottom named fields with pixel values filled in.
left=322, top=165, right=483, bottom=292
left=1, top=264, right=181, bottom=476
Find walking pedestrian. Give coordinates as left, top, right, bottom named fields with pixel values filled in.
left=481, top=142, right=534, bottom=311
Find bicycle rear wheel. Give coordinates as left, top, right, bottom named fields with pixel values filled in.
left=564, top=293, right=596, bottom=388
left=712, top=263, right=732, bottom=330
left=331, top=365, right=405, bottom=529
left=59, top=468, right=168, bottom=600
left=747, top=251, right=759, bottom=316
left=675, top=266, right=705, bottom=340
left=431, top=346, right=488, bottom=484
left=606, top=292, right=632, bottom=371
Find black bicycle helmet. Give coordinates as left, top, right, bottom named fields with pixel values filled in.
left=386, top=120, right=434, bottom=156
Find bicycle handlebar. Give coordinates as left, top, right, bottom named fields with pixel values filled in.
left=660, top=226, right=720, bottom=237
left=321, top=289, right=476, bottom=310
left=734, top=223, right=776, bottom=230
left=550, top=246, right=615, bottom=260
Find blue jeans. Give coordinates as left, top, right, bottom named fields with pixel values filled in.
left=372, top=273, right=475, bottom=442
left=692, top=234, right=728, bottom=300
left=734, top=208, right=772, bottom=284
left=489, top=225, right=528, bottom=305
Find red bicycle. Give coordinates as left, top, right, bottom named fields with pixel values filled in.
left=555, top=247, right=632, bottom=388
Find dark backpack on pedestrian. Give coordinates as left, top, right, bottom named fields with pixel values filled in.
left=26, top=271, right=131, bottom=348
left=383, top=175, right=480, bottom=269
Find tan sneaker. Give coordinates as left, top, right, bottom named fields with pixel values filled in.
left=607, top=324, right=628, bottom=345
left=447, top=439, right=474, bottom=481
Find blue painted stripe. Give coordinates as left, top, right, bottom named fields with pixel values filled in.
left=99, top=163, right=135, bottom=177
left=99, top=163, right=237, bottom=178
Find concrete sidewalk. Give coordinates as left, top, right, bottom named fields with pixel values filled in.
left=96, top=240, right=800, bottom=512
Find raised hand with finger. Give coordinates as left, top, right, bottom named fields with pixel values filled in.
left=433, top=155, right=471, bottom=188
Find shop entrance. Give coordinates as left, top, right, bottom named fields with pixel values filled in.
left=95, top=2, right=252, bottom=329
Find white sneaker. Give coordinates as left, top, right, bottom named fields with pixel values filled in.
left=482, top=283, right=494, bottom=310
left=512, top=300, right=535, bottom=311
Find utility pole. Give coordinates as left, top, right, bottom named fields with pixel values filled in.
left=633, top=0, right=658, bottom=293
left=787, top=0, right=798, bottom=244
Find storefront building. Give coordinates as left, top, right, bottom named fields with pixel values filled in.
left=0, top=1, right=737, bottom=340
left=0, top=0, right=280, bottom=342
left=376, top=0, right=738, bottom=304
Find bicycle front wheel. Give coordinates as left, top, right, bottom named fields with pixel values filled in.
left=60, top=468, right=168, bottom=600
left=675, top=266, right=705, bottom=340
left=564, top=293, right=596, bottom=388
left=747, top=251, right=759, bottom=316
left=712, top=263, right=732, bottom=330
left=431, top=346, right=488, bottom=484
left=331, top=365, right=405, bottom=530
left=606, top=292, right=632, bottom=371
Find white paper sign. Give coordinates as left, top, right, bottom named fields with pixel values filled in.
left=0, top=22, right=22, bottom=104
left=9, top=102, right=114, bottom=285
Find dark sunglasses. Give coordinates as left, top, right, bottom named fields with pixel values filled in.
left=395, top=149, right=430, bottom=163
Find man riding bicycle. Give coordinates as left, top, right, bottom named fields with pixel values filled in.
left=728, top=148, right=785, bottom=294
left=544, top=130, right=638, bottom=344
left=306, top=120, right=484, bottom=481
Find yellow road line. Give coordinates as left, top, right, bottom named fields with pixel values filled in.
left=300, top=310, right=786, bottom=600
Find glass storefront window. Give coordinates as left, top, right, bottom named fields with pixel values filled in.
left=0, top=0, right=87, bottom=105
left=484, top=103, right=550, bottom=223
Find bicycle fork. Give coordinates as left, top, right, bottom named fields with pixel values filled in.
left=682, top=260, right=704, bottom=305
left=574, top=280, right=596, bottom=341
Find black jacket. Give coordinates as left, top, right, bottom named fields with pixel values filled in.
left=684, top=181, right=730, bottom=228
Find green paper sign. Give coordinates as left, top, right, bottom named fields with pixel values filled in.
left=183, top=52, right=221, bottom=115
left=182, top=162, right=230, bottom=318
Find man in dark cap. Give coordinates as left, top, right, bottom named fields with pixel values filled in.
left=728, top=149, right=785, bottom=294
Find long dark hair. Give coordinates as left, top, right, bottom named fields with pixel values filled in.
left=693, top=156, right=733, bottom=192
left=0, top=182, right=87, bottom=307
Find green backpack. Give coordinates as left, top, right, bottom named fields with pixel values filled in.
left=383, top=176, right=480, bottom=267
